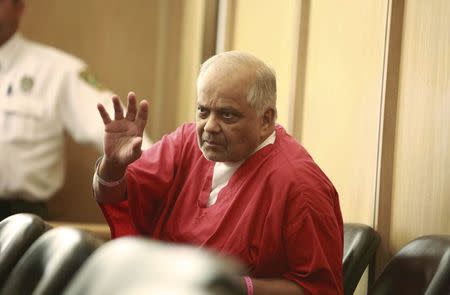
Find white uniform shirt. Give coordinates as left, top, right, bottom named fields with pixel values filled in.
left=0, top=34, right=149, bottom=201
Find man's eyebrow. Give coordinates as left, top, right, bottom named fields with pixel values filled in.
left=217, top=106, right=239, bottom=112
left=197, top=103, right=236, bottom=110
left=196, top=103, right=242, bottom=115
left=196, top=103, right=208, bottom=108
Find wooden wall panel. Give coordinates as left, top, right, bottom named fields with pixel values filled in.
left=389, top=0, right=450, bottom=251
left=373, top=0, right=404, bottom=276
left=21, top=0, right=160, bottom=105
left=175, top=0, right=217, bottom=126
left=226, top=0, right=299, bottom=129
left=297, top=0, right=389, bottom=224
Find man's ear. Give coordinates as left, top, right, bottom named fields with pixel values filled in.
left=261, top=108, right=276, bottom=129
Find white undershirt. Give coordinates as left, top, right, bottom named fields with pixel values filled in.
left=207, top=131, right=276, bottom=206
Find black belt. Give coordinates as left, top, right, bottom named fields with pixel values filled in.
left=0, top=199, right=47, bottom=221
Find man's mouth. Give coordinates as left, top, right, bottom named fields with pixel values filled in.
left=202, top=138, right=224, bottom=148
left=204, top=140, right=221, bottom=147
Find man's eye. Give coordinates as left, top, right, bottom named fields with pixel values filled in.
left=197, top=107, right=209, bottom=117
left=222, top=112, right=234, bottom=119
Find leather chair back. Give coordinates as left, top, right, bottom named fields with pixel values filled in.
left=0, top=213, right=49, bottom=288
left=370, top=235, right=450, bottom=295
left=343, top=223, right=380, bottom=295
left=63, top=237, right=245, bottom=295
left=1, top=227, right=102, bottom=295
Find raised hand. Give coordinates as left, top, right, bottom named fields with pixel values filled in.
left=97, top=92, right=149, bottom=172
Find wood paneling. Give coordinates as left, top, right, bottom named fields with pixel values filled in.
left=374, top=0, right=404, bottom=276
left=21, top=1, right=160, bottom=105
left=227, top=0, right=299, bottom=129
left=297, top=0, right=389, bottom=225
left=389, top=0, right=450, bottom=251
left=175, top=0, right=217, bottom=125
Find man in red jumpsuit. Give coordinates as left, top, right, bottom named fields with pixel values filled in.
left=93, top=51, right=343, bottom=295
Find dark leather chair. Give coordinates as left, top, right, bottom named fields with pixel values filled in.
left=343, top=223, right=381, bottom=295
left=370, top=235, right=450, bottom=295
left=1, top=227, right=103, bottom=295
left=0, top=213, right=49, bottom=288
left=63, top=237, right=245, bottom=295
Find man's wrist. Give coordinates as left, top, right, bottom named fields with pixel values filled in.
left=94, top=165, right=125, bottom=188
left=95, top=156, right=127, bottom=184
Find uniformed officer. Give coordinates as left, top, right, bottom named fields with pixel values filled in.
left=0, top=0, right=151, bottom=219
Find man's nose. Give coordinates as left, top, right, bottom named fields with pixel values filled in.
left=204, top=115, right=221, bottom=133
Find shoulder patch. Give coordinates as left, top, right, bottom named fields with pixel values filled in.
left=79, top=68, right=106, bottom=90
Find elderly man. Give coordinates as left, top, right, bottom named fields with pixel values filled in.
left=94, top=51, right=343, bottom=294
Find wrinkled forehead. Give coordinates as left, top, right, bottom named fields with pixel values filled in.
left=197, top=73, right=253, bottom=109
left=197, top=61, right=255, bottom=96
left=199, top=56, right=258, bottom=80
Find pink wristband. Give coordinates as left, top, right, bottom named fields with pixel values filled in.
left=244, top=276, right=254, bottom=295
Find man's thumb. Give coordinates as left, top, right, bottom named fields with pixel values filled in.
left=131, top=137, right=143, bottom=158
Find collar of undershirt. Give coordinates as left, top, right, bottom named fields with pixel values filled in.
left=208, top=130, right=277, bottom=206
left=213, top=130, right=277, bottom=179
left=220, top=130, right=277, bottom=168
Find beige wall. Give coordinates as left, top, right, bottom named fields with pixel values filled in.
left=221, top=0, right=299, bottom=128
left=298, top=0, right=388, bottom=225
left=174, top=0, right=218, bottom=125
left=388, top=0, right=450, bottom=251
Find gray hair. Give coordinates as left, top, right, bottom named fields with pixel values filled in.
left=198, top=51, right=277, bottom=117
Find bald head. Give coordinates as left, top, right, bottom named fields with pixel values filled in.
left=197, top=51, right=277, bottom=117
left=195, top=51, right=277, bottom=162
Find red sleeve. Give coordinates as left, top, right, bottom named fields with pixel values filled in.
left=282, top=192, right=343, bottom=295
left=100, top=200, right=139, bottom=238
left=99, top=124, right=191, bottom=238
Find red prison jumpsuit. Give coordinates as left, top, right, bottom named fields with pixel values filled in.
left=99, top=123, right=343, bottom=294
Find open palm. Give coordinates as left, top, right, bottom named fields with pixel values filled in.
left=97, top=92, right=148, bottom=168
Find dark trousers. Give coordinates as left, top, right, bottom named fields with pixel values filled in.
left=0, top=199, right=47, bottom=221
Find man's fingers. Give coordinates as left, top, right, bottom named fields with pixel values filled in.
left=97, top=103, right=112, bottom=125
left=136, top=99, right=149, bottom=131
left=125, top=92, right=137, bottom=121
left=113, top=96, right=124, bottom=120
